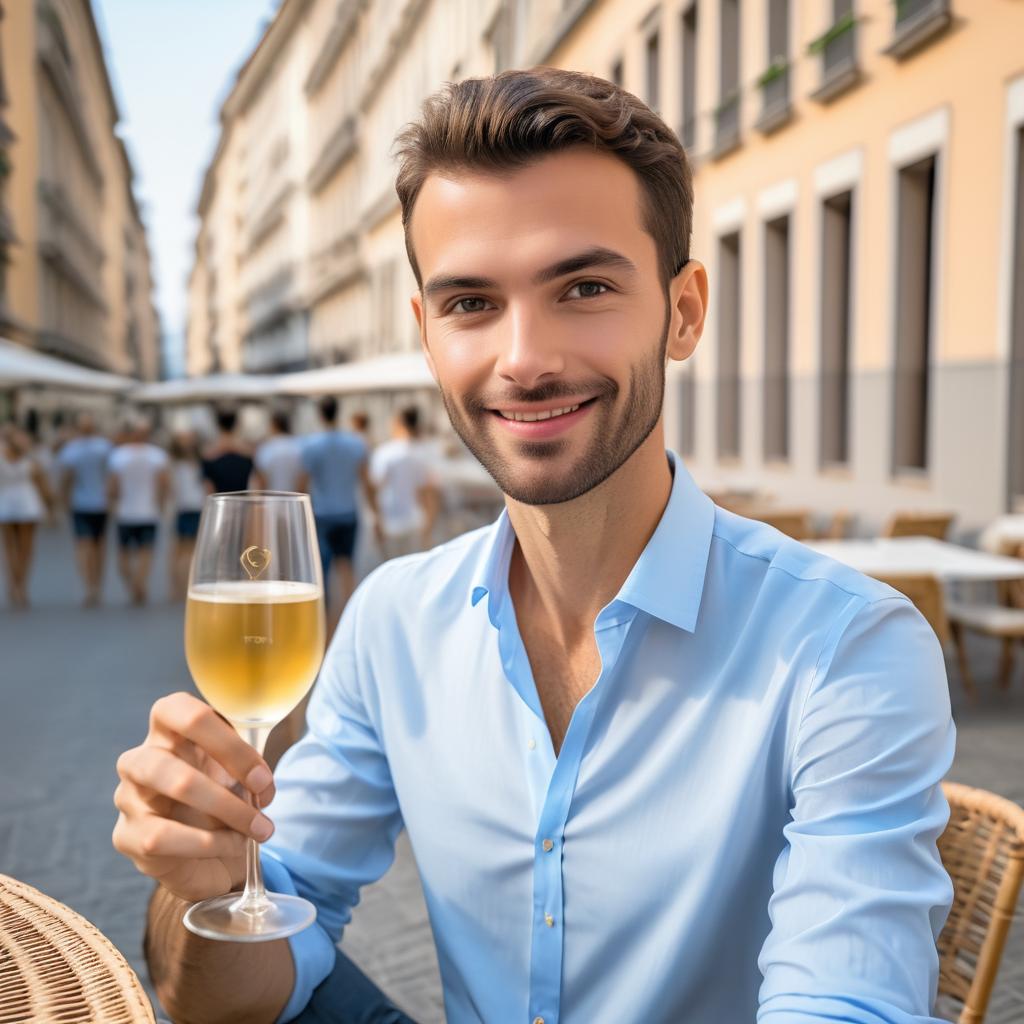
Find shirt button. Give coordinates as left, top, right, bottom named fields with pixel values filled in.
left=533, top=1018, right=545, bottom=1024
left=528, top=738, right=536, bottom=750
left=544, top=912, right=554, bottom=927
left=542, top=838, right=554, bottom=852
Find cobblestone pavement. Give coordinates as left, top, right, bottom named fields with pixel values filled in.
left=1, top=523, right=1021, bottom=1022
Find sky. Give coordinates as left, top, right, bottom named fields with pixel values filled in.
left=94, top=0, right=281, bottom=376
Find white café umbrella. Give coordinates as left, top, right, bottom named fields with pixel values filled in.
left=130, top=373, right=282, bottom=404
left=276, top=351, right=436, bottom=396
left=0, top=337, right=136, bottom=393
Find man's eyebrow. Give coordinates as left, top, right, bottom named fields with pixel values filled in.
left=422, top=247, right=638, bottom=299
left=423, top=274, right=497, bottom=298
left=532, top=247, right=638, bottom=285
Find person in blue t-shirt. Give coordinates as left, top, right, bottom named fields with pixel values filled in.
left=58, top=412, right=113, bottom=607
left=298, top=396, right=376, bottom=627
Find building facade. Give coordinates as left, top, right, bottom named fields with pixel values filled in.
left=0, top=0, right=160, bottom=381
left=187, top=0, right=1024, bottom=531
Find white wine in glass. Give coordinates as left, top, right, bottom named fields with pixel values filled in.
left=183, top=491, right=325, bottom=942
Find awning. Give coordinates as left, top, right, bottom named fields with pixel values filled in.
left=276, top=351, right=435, bottom=396
left=0, top=337, right=136, bottom=393
left=131, top=373, right=283, bottom=404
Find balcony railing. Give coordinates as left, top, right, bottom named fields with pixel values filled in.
left=755, top=60, right=792, bottom=135
left=885, top=0, right=952, bottom=60
left=808, top=12, right=860, bottom=104
left=711, top=92, right=741, bottom=159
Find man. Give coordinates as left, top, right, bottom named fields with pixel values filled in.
left=252, top=409, right=304, bottom=492
left=298, top=395, right=374, bottom=625
left=58, top=412, right=113, bottom=606
left=114, top=70, right=955, bottom=1023
left=108, top=418, right=168, bottom=606
left=201, top=406, right=254, bottom=494
left=370, top=406, right=439, bottom=559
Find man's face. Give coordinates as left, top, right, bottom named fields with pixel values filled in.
left=410, top=149, right=682, bottom=506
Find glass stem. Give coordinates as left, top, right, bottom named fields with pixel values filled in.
left=236, top=725, right=273, bottom=915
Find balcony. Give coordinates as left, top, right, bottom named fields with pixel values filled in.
left=884, top=0, right=952, bottom=61
left=711, top=92, right=741, bottom=160
left=307, top=115, right=358, bottom=195
left=808, top=12, right=861, bottom=105
left=309, top=231, right=366, bottom=305
left=754, top=60, right=793, bottom=135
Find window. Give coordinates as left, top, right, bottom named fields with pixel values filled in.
left=886, top=0, right=951, bottom=60
left=892, top=155, right=937, bottom=473
left=763, top=215, right=790, bottom=462
left=809, top=0, right=860, bottom=104
left=645, top=29, right=660, bottom=112
left=757, top=0, right=791, bottom=133
left=713, top=0, right=741, bottom=157
left=820, top=190, right=853, bottom=466
left=680, top=3, right=698, bottom=150
left=611, top=58, right=623, bottom=88
left=678, top=367, right=696, bottom=457
left=1008, top=125, right=1024, bottom=506
left=717, top=231, right=742, bottom=459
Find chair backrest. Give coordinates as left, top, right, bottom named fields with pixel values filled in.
left=755, top=509, right=813, bottom=541
left=823, top=509, right=852, bottom=540
left=995, top=541, right=1024, bottom=610
left=872, top=572, right=950, bottom=647
left=883, top=512, right=955, bottom=540
left=936, top=782, right=1024, bottom=1024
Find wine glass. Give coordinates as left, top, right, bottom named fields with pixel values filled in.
left=182, top=491, right=325, bottom=941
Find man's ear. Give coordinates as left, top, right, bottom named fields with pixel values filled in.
left=666, top=260, right=708, bottom=364
left=410, top=292, right=439, bottom=384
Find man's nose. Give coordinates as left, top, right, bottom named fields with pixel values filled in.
left=493, top=303, right=565, bottom=390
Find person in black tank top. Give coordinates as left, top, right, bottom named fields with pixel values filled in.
left=201, top=408, right=254, bottom=493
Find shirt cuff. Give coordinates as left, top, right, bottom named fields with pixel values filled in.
left=260, top=851, right=337, bottom=1024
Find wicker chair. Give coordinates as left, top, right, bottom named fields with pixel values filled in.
left=0, top=873, right=155, bottom=1023
left=883, top=511, right=955, bottom=540
left=752, top=509, right=814, bottom=541
left=936, top=782, right=1024, bottom=1024
left=872, top=571, right=953, bottom=647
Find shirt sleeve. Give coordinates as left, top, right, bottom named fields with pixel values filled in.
left=259, top=573, right=404, bottom=1023
left=757, top=595, right=956, bottom=1024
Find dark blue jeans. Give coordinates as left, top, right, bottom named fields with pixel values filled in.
left=291, top=948, right=418, bottom=1024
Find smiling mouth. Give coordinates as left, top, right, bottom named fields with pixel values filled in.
left=490, top=397, right=599, bottom=422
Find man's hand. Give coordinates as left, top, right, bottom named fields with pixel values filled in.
left=113, top=692, right=277, bottom=903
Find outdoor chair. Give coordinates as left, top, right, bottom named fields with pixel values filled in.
left=883, top=511, right=955, bottom=540
left=936, top=781, right=1024, bottom=1023
left=0, top=873, right=155, bottom=1022
left=751, top=509, right=814, bottom=541
left=946, top=541, right=1024, bottom=693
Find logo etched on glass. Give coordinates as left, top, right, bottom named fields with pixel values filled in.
left=240, top=545, right=272, bottom=580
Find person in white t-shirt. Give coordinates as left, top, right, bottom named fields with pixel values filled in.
left=168, top=431, right=206, bottom=601
left=251, top=409, right=303, bottom=492
left=369, top=406, right=439, bottom=560
left=107, top=419, right=169, bottom=605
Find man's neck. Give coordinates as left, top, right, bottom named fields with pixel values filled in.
left=505, top=431, right=672, bottom=649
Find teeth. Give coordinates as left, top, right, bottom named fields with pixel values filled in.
left=500, top=403, right=581, bottom=422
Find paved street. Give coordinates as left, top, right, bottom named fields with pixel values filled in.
left=1, top=522, right=1022, bottom=1022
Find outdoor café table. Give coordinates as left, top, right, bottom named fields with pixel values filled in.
left=806, top=536, right=1024, bottom=584
left=0, top=873, right=155, bottom=1023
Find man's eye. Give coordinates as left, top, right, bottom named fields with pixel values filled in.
left=567, top=281, right=609, bottom=299
left=451, top=297, right=490, bottom=314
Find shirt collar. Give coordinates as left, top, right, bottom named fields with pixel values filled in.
left=469, top=450, right=715, bottom=634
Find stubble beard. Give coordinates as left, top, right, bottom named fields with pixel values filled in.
left=437, top=319, right=669, bottom=507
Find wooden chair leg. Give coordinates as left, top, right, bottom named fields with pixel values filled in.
left=949, top=622, right=977, bottom=701
left=997, top=637, right=1017, bottom=691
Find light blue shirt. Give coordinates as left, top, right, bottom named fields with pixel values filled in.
left=57, top=436, right=113, bottom=512
left=263, top=450, right=955, bottom=1023
left=300, top=430, right=366, bottom=518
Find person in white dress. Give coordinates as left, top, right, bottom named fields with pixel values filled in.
left=168, top=431, right=207, bottom=601
left=0, top=424, right=53, bottom=608
left=251, top=409, right=303, bottom=492
left=369, top=406, right=439, bottom=560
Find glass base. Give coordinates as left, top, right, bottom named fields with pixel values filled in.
left=183, top=891, right=317, bottom=943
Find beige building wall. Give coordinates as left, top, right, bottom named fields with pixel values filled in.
left=188, top=0, right=1024, bottom=530
left=0, top=0, right=160, bottom=380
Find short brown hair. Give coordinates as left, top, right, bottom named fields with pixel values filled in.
left=395, top=67, right=694, bottom=289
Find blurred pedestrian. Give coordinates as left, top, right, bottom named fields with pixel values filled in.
left=298, top=395, right=375, bottom=626
left=251, top=409, right=302, bottom=492
left=168, top=431, right=206, bottom=601
left=370, top=406, right=439, bottom=559
left=0, top=424, right=53, bottom=608
left=58, top=411, right=113, bottom=606
left=201, top=407, right=253, bottom=493
left=349, top=410, right=371, bottom=441
left=108, top=418, right=169, bottom=606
